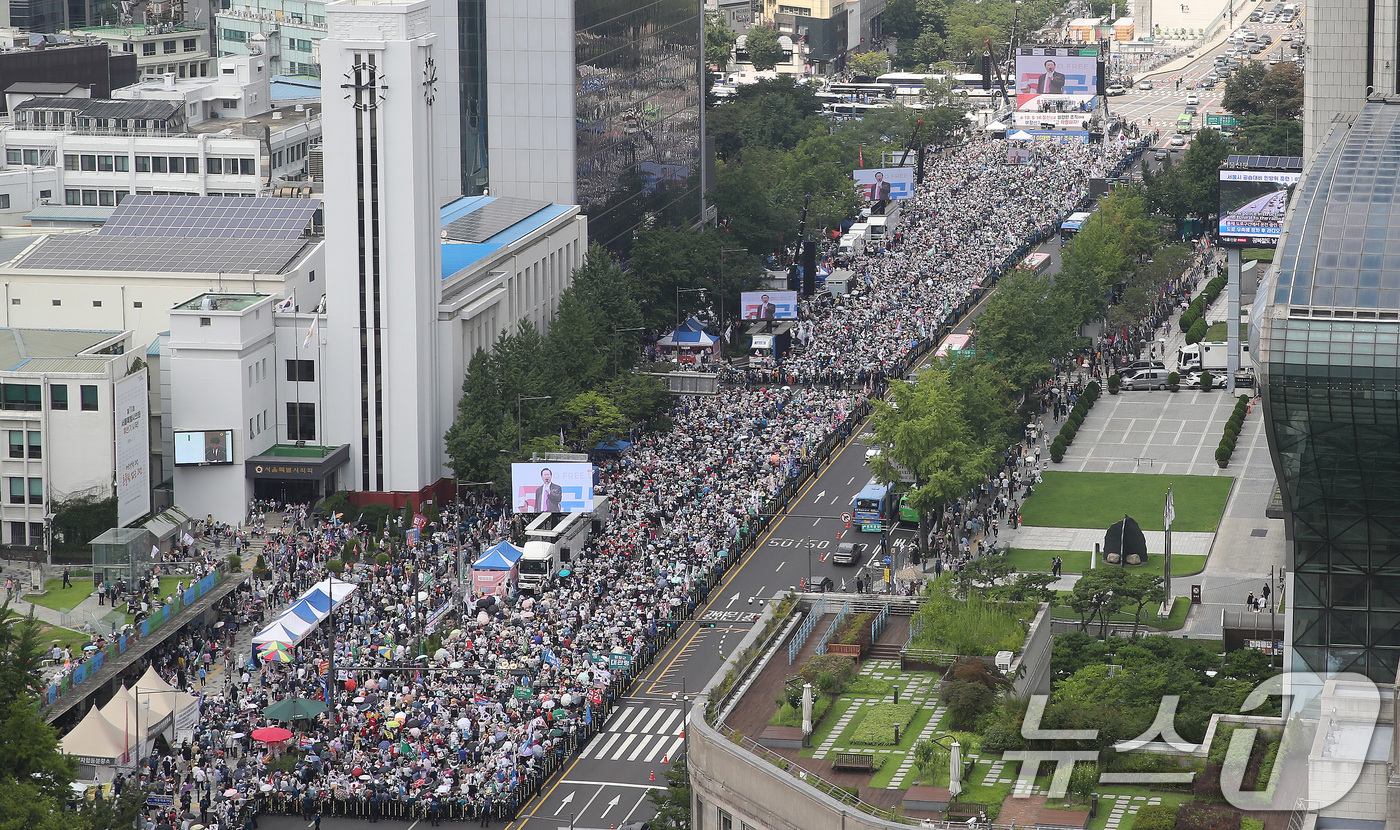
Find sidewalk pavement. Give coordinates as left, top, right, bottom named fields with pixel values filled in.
left=1137, top=0, right=1268, bottom=83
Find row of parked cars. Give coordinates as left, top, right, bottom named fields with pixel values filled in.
left=1116, top=360, right=1256, bottom=391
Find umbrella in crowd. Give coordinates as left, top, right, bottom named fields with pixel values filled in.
left=262, top=696, right=328, bottom=721
left=257, top=641, right=293, bottom=663
left=249, top=726, right=293, bottom=744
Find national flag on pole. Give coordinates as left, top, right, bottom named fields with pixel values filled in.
left=275, top=293, right=295, bottom=313
left=151, top=545, right=160, bottom=559
left=1164, top=486, right=1175, bottom=531
left=858, top=146, right=865, bottom=168
left=303, top=315, right=318, bottom=349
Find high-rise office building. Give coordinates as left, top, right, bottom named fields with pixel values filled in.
left=1303, top=0, right=1399, bottom=159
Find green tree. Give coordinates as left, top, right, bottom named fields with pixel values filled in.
left=869, top=364, right=1000, bottom=556
left=1119, top=572, right=1167, bottom=639
left=648, top=758, right=691, bottom=830
left=1256, top=62, right=1304, bottom=120
left=943, top=680, right=995, bottom=729
left=561, top=391, right=628, bottom=451
left=743, top=25, right=784, bottom=71
left=706, top=78, right=822, bottom=161
left=1221, top=61, right=1267, bottom=117
left=1234, top=116, right=1303, bottom=156
left=849, top=51, right=890, bottom=77
left=1068, top=568, right=1128, bottom=636
left=0, top=603, right=77, bottom=830
left=1177, top=129, right=1233, bottom=222
left=973, top=269, right=1076, bottom=395
left=705, top=13, right=737, bottom=70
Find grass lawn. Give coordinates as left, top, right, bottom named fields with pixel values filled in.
left=3, top=611, right=92, bottom=652
left=1046, top=784, right=1194, bottom=830
left=1019, top=472, right=1234, bottom=532
left=1206, top=321, right=1248, bottom=342
left=1010, top=549, right=1206, bottom=576
left=24, top=578, right=97, bottom=613
left=1051, top=595, right=1191, bottom=631
left=801, top=698, right=856, bottom=756
left=953, top=779, right=1014, bottom=820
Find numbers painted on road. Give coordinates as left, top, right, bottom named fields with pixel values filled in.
left=766, top=538, right=831, bottom=549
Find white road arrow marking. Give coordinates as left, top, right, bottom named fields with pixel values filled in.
left=726, top=593, right=739, bottom=609
left=600, top=795, right=622, bottom=817
left=553, top=792, right=575, bottom=816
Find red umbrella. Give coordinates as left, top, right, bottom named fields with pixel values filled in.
left=250, top=727, right=293, bottom=743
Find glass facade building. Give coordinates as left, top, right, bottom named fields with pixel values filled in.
left=1258, top=101, right=1400, bottom=682
left=574, top=0, right=702, bottom=250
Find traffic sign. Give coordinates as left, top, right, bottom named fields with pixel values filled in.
left=861, top=522, right=882, bottom=532
left=840, top=512, right=851, bottom=523
left=1206, top=113, right=1238, bottom=127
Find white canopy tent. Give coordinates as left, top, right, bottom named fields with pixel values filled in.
left=251, top=577, right=358, bottom=647
left=135, top=667, right=201, bottom=743
left=60, top=706, right=136, bottom=781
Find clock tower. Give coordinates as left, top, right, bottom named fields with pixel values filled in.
left=322, top=0, right=445, bottom=495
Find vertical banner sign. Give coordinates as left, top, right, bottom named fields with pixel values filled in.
left=115, top=368, right=151, bottom=527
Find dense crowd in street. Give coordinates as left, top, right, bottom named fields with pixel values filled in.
left=114, top=135, right=1153, bottom=829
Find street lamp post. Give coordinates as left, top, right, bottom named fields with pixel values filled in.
left=516, top=395, right=553, bottom=453
left=612, top=327, right=644, bottom=378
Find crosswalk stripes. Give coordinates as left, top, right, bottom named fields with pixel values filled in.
left=579, top=704, right=686, bottom=764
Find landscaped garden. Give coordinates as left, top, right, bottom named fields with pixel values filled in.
left=1018, top=472, right=1234, bottom=533
left=1006, top=548, right=1207, bottom=577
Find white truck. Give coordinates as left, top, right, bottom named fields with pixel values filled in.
left=1177, top=340, right=1250, bottom=372
left=836, top=230, right=865, bottom=259
left=866, top=202, right=901, bottom=243
left=517, top=498, right=610, bottom=591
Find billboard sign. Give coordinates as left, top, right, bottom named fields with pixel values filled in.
left=1015, top=47, right=1100, bottom=107
left=511, top=462, right=595, bottom=513
left=853, top=167, right=915, bottom=201
left=740, top=290, right=799, bottom=320
left=114, top=368, right=150, bottom=526
left=1218, top=168, right=1302, bottom=247
left=174, top=429, right=235, bottom=466
left=1011, top=111, right=1092, bottom=130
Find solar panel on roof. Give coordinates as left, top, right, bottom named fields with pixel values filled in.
left=442, top=197, right=551, bottom=243
left=99, top=195, right=321, bottom=240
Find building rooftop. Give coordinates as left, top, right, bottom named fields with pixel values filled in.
left=186, top=103, right=319, bottom=137
left=271, top=77, right=321, bottom=103
left=1268, top=101, right=1400, bottom=311
left=23, top=205, right=116, bottom=224
left=10, top=196, right=322, bottom=275
left=0, top=328, right=123, bottom=371
left=438, top=196, right=575, bottom=279
left=5, top=82, right=84, bottom=95
left=75, top=24, right=206, bottom=37
left=173, top=294, right=264, bottom=312
left=14, top=96, right=180, bottom=122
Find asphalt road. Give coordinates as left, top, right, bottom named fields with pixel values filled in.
left=247, top=239, right=1054, bottom=830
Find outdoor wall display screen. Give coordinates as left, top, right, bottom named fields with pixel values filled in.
left=511, top=462, right=595, bottom=513
left=852, top=167, right=915, bottom=201
left=1218, top=169, right=1301, bottom=247
left=174, top=429, right=235, bottom=466
left=740, top=290, right=799, bottom=320
left=1015, top=47, right=1100, bottom=107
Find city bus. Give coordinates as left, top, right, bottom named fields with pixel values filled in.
left=935, top=332, right=972, bottom=358
left=1018, top=252, right=1052, bottom=275
left=897, top=490, right=921, bottom=525
left=876, top=72, right=946, bottom=99
left=827, top=82, right=896, bottom=102
left=1176, top=112, right=1194, bottom=133
left=851, top=479, right=893, bottom=531
left=1060, top=211, right=1093, bottom=244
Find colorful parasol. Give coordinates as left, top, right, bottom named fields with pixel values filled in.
left=257, top=641, right=293, bottom=663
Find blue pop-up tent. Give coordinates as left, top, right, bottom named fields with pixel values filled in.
left=472, top=541, right=523, bottom=594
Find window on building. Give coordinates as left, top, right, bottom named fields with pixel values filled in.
left=6, top=149, right=19, bottom=164
left=49, top=385, right=66, bottom=410
left=2, top=384, right=40, bottom=412
left=199, top=317, right=211, bottom=327
left=0, top=195, right=10, bottom=210
left=133, top=301, right=142, bottom=308
left=122, top=42, right=134, bottom=52
left=27, top=431, right=40, bottom=459
left=718, top=809, right=733, bottom=830
left=221, top=29, right=247, bottom=43
left=239, top=158, right=254, bottom=175
left=151, top=156, right=167, bottom=173
left=80, top=154, right=96, bottom=171
left=169, top=156, right=184, bottom=173
left=64, top=189, right=79, bottom=206
left=164, top=39, right=177, bottom=54
left=287, top=402, right=315, bottom=440
left=222, top=99, right=238, bottom=109
left=28, top=477, right=41, bottom=505
left=8, top=479, right=22, bottom=505
left=115, top=155, right=130, bottom=172
left=9, top=431, right=23, bottom=459
left=9, top=521, right=24, bottom=545
left=63, top=154, right=78, bottom=171
left=97, top=155, right=114, bottom=171
left=285, top=359, right=314, bottom=382
left=99, top=190, right=115, bottom=206
left=186, top=157, right=199, bottom=173
left=29, top=522, right=42, bottom=546
left=80, top=385, right=98, bottom=411
left=135, top=156, right=152, bottom=173
left=207, top=158, right=223, bottom=175
left=92, top=300, right=102, bottom=307
left=35, top=149, right=50, bottom=165
left=143, top=42, right=156, bottom=56
left=51, top=299, right=60, bottom=306
left=81, top=190, right=98, bottom=206
left=184, top=37, right=198, bottom=52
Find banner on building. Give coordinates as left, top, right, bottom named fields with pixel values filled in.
left=115, top=368, right=151, bottom=527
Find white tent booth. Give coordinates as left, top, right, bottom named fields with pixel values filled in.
left=135, top=667, right=201, bottom=744
left=60, top=706, right=137, bottom=783
left=251, top=578, right=358, bottom=648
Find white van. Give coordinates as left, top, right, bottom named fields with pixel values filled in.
left=1120, top=368, right=1171, bottom=391
left=837, top=231, right=865, bottom=258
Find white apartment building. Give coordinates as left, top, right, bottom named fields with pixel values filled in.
left=73, top=22, right=213, bottom=81
left=0, top=327, right=137, bottom=551
left=216, top=0, right=327, bottom=77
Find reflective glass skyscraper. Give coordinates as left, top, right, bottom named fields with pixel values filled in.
left=1257, top=100, right=1400, bottom=682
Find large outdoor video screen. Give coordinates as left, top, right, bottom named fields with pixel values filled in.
left=1016, top=48, right=1100, bottom=107
left=853, top=167, right=915, bottom=201
left=1218, top=169, right=1301, bottom=247
left=740, top=290, right=799, bottom=320
left=174, top=429, right=234, bottom=466
left=511, top=462, right=595, bottom=513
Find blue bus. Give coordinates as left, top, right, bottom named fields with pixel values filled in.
left=851, top=479, right=893, bottom=531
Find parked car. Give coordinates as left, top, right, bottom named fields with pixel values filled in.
left=1138, top=79, right=1154, bottom=90
left=1120, top=368, right=1171, bottom=391
left=1107, top=83, right=1127, bottom=95
left=864, top=446, right=882, bottom=464
left=832, top=542, right=866, bottom=566
left=1118, top=360, right=1166, bottom=376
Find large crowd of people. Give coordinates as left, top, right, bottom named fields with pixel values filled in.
left=109, top=134, right=1153, bottom=830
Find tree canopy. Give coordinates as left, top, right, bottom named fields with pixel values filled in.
left=743, top=25, right=784, bottom=71
left=0, top=603, right=78, bottom=830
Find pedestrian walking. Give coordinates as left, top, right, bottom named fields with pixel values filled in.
left=62, top=567, right=72, bottom=588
